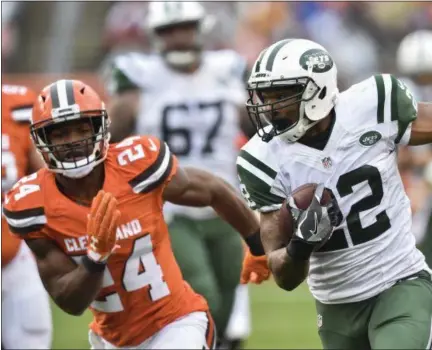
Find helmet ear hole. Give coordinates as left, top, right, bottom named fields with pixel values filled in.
left=318, top=87, right=327, bottom=100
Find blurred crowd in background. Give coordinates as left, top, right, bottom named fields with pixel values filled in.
left=2, top=0, right=432, bottom=256
left=2, top=2, right=432, bottom=80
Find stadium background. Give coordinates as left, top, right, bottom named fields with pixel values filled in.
left=2, top=1, right=432, bottom=348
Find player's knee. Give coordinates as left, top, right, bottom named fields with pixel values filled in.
left=369, top=322, right=429, bottom=349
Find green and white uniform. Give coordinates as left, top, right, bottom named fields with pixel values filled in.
left=238, top=74, right=429, bottom=304
left=109, top=51, right=246, bottom=219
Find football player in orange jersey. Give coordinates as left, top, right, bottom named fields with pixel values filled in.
left=1, top=84, right=52, bottom=349
left=2, top=79, right=269, bottom=349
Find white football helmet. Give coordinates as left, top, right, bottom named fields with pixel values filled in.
left=246, top=39, right=339, bottom=143
left=146, top=1, right=212, bottom=69
left=397, top=30, right=432, bottom=76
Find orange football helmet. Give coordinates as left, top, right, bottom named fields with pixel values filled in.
left=31, top=79, right=110, bottom=178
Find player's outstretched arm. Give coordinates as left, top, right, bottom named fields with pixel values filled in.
left=26, top=238, right=105, bottom=316
left=409, top=102, right=432, bottom=145
left=260, top=210, right=309, bottom=291
left=163, top=166, right=262, bottom=250
left=18, top=191, right=120, bottom=316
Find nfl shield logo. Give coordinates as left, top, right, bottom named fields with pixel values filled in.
left=321, top=157, right=332, bottom=169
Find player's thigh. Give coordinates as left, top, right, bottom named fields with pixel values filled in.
left=369, top=271, right=432, bottom=349
left=315, top=299, right=372, bottom=350
left=2, top=244, right=52, bottom=349
left=149, top=311, right=216, bottom=349
left=203, top=217, right=243, bottom=288
left=169, top=216, right=220, bottom=306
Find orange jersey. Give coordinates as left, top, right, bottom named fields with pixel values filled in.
left=1, top=84, right=36, bottom=265
left=3, top=135, right=208, bottom=347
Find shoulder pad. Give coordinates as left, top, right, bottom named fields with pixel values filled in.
left=112, top=53, right=161, bottom=91
left=109, top=135, right=177, bottom=194
left=2, top=170, right=47, bottom=236
left=204, top=50, right=248, bottom=81
left=340, top=74, right=417, bottom=143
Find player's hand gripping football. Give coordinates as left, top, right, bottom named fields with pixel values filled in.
left=241, top=247, right=271, bottom=285
left=289, top=184, right=342, bottom=247
left=87, top=190, right=121, bottom=263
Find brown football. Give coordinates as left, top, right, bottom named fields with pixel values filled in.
left=279, top=183, right=333, bottom=242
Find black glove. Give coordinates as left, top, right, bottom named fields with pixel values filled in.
left=286, top=184, right=343, bottom=260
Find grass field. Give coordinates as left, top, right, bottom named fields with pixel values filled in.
left=51, top=281, right=321, bottom=349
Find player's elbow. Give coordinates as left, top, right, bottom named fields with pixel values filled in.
left=55, top=300, right=87, bottom=316
left=64, top=306, right=86, bottom=316
left=273, top=274, right=303, bottom=291
left=269, top=252, right=306, bottom=291
left=52, top=291, right=90, bottom=316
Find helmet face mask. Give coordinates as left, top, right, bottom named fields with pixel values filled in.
left=31, top=80, right=111, bottom=179
left=246, top=77, right=321, bottom=142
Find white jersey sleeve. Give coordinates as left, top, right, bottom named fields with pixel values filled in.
left=345, top=74, right=418, bottom=145
left=236, top=134, right=285, bottom=212
left=204, top=50, right=248, bottom=106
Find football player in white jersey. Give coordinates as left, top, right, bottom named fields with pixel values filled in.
left=237, top=38, right=432, bottom=349
left=106, top=2, right=253, bottom=347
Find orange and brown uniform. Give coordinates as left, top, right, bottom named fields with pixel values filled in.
left=3, top=136, right=208, bottom=347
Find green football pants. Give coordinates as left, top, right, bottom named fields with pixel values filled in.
left=168, top=215, right=244, bottom=337
left=316, top=270, right=432, bottom=349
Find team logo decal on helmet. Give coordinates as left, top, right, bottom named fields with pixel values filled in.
left=299, top=49, right=334, bottom=73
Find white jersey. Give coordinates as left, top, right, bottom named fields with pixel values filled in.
left=237, top=74, right=429, bottom=304
left=112, top=51, right=247, bottom=219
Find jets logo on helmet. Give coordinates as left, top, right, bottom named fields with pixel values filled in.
left=31, top=79, right=110, bottom=179
left=246, top=39, right=339, bottom=143
left=299, top=49, right=334, bottom=73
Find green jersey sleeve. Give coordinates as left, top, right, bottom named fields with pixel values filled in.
left=236, top=136, right=285, bottom=212
left=373, top=74, right=418, bottom=145
left=110, top=66, right=139, bottom=94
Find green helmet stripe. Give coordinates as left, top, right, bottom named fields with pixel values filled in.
left=254, top=49, right=268, bottom=73
left=265, top=39, right=293, bottom=72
